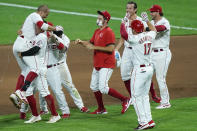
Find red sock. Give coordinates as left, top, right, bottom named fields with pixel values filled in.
left=94, top=91, right=104, bottom=110
left=108, top=88, right=126, bottom=101
left=124, top=80, right=131, bottom=97
left=21, top=71, right=38, bottom=91
left=45, top=95, right=58, bottom=116
left=15, top=74, right=24, bottom=91
left=26, top=95, right=38, bottom=116
left=25, top=71, right=38, bottom=82
left=150, top=81, right=156, bottom=98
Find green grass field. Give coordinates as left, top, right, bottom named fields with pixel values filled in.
left=0, top=97, right=197, bottom=131
left=0, top=0, right=197, bottom=44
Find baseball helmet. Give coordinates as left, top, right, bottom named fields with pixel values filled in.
left=53, top=25, right=63, bottom=37
left=130, top=20, right=144, bottom=33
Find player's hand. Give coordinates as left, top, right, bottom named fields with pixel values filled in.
left=122, top=12, right=130, bottom=23
left=74, top=39, right=83, bottom=45
left=17, top=30, right=22, bottom=35
left=17, top=52, right=22, bottom=58
left=141, top=12, right=149, bottom=22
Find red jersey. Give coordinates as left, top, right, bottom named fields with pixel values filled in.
left=90, top=27, right=115, bottom=68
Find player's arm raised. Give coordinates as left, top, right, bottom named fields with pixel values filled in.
left=141, top=12, right=156, bottom=32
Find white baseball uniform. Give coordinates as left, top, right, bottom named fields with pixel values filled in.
left=127, top=31, right=156, bottom=125
left=39, top=33, right=86, bottom=112
left=25, top=32, right=51, bottom=98
left=13, top=12, right=50, bottom=113
left=57, top=34, right=86, bottom=109
left=151, top=17, right=171, bottom=105
left=39, top=34, right=70, bottom=114
left=121, top=16, right=147, bottom=81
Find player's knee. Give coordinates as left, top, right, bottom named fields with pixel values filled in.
left=99, top=87, right=109, bottom=94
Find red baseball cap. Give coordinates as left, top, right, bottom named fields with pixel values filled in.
left=149, top=5, right=162, bottom=13
left=97, top=10, right=111, bottom=22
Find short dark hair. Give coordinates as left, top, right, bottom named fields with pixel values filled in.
left=37, top=5, right=49, bottom=12
left=127, top=1, right=137, bottom=9
left=159, top=12, right=164, bottom=16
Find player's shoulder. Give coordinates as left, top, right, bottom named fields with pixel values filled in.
left=105, top=27, right=115, bottom=35
left=161, top=17, right=170, bottom=24
left=136, top=16, right=143, bottom=21
left=29, top=12, right=39, bottom=17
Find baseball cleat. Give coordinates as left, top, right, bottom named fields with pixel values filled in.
left=121, top=98, right=130, bottom=114
left=20, top=112, right=26, bottom=120
left=80, top=107, right=89, bottom=113
left=90, top=108, right=108, bottom=114
left=61, top=114, right=70, bottom=119
left=9, top=93, right=21, bottom=109
left=134, top=123, right=149, bottom=130
left=46, top=115, right=61, bottom=123
left=40, top=110, right=49, bottom=115
left=156, top=103, right=171, bottom=109
left=24, top=115, right=41, bottom=123
left=152, top=96, right=161, bottom=103
left=148, top=120, right=156, bottom=129
left=14, top=90, right=28, bottom=104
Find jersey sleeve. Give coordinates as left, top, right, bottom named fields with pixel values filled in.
left=105, top=30, right=115, bottom=46
left=90, top=29, right=97, bottom=44
left=147, top=31, right=157, bottom=40
left=62, top=34, right=70, bottom=48
left=31, top=13, right=43, bottom=25
left=163, top=19, right=170, bottom=30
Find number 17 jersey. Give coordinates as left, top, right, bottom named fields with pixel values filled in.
left=127, top=31, right=156, bottom=66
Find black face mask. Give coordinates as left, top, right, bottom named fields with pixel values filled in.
left=53, top=31, right=63, bottom=37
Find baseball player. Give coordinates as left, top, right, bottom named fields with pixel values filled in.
left=148, top=5, right=171, bottom=109
left=75, top=10, right=130, bottom=114
left=55, top=26, right=89, bottom=113
left=39, top=25, right=89, bottom=117
left=10, top=5, right=61, bottom=104
left=9, top=5, right=61, bottom=123
left=120, top=12, right=156, bottom=130
left=37, top=23, right=71, bottom=118
left=115, top=1, right=161, bottom=103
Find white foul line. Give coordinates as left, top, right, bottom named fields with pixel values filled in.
left=1, top=2, right=197, bottom=31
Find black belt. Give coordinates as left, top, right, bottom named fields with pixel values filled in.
left=153, top=49, right=163, bottom=52
left=47, top=62, right=64, bottom=68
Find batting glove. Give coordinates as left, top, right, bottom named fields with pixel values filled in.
left=141, top=12, right=149, bottom=22
left=115, top=51, right=121, bottom=67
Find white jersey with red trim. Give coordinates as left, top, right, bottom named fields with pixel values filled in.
left=58, top=34, right=70, bottom=62
left=22, top=12, right=43, bottom=40
left=127, top=31, right=156, bottom=66
left=124, top=16, right=147, bottom=48
left=151, top=17, right=170, bottom=48
left=47, top=34, right=70, bottom=65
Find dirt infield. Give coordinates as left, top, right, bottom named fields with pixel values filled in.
left=0, top=35, right=197, bottom=115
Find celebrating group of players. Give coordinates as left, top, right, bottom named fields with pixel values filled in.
left=9, top=1, right=172, bottom=130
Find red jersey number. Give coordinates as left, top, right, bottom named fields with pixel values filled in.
left=144, top=43, right=151, bottom=55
